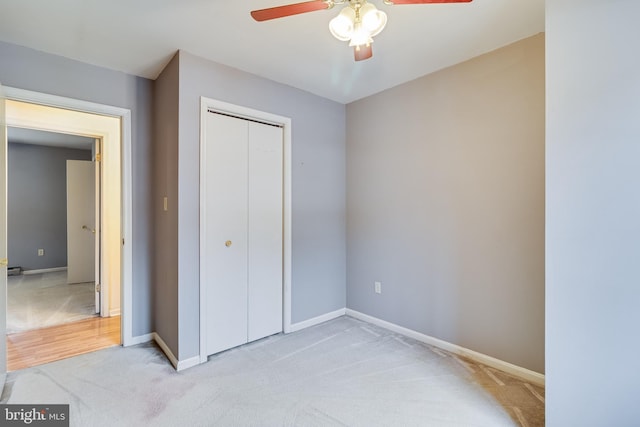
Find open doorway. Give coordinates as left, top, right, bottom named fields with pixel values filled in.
left=2, top=97, right=125, bottom=371
left=6, top=127, right=99, bottom=334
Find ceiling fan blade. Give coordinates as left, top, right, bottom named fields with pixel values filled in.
left=386, top=0, right=472, bottom=4
left=354, top=45, right=373, bottom=61
left=251, top=1, right=330, bottom=22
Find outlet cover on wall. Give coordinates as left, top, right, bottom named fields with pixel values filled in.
left=374, top=281, right=382, bottom=294
left=37, top=249, right=44, bottom=256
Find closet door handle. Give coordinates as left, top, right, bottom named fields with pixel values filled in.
left=225, top=240, right=232, bottom=247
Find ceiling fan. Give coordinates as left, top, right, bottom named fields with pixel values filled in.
left=251, top=0, right=473, bottom=61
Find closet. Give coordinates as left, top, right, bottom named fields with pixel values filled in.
left=201, top=110, right=284, bottom=356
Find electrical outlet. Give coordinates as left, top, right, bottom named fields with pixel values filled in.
left=37, top=249, right=45, bottom=256
left=374, top=281, right=382, bottom=294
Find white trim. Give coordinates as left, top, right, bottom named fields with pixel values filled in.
left=152, top=332, right=200, bottom=371
left=4, top=88, right=129, bottom=117
left=22, top=267, right=67, bottom=275
left=4, top=86, right=134, bottom=347
left=109, top=309, right=121, bottom=317
left=176, top=356, right=201, bottom=371
left=282, top=113, right=292, bottom=335
left=346, top=309, right=545, bottom=387
left=120, top=109, right=133, bottom=347
left=199, top=97, right=293, bottom=363
left=289, top=308, right=346, bottom=333
left=128, top=333, right=154, bottom=346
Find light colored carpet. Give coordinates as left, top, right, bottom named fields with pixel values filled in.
left=1, top=316, right=544, bottom=426
left=7, top=271, right=96, bottom=334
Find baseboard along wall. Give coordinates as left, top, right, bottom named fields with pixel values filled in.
left=288, top=308, right=346, bottom=332
left=129, top=332, right=200, bottom=372
left=127, top=333, right=154, bottom=347
left=22, top=267, right=68, bottom=275
left=130, top=307, right=543, bottom=387
left=345, top=309, right=545, bottom=387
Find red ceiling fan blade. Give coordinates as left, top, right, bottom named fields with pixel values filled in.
left=386, top=0, right=472, bottom=4
left=354, top=45, right=373, bottom=61
left=251, top=1, right=330, bottom=22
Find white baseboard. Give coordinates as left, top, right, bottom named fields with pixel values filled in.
left=345, top=309, right=545, bottom=387
left=289, top=308, right=346, bottom=333
left=109, top=309, right=121, bottom=317
left=176, top=355, right=201, bottom=371
left=152, top=333, right=201, bottom=372
left=127, top=333, right=154, bottom=347
left=22, top=267, right=67, bottom=275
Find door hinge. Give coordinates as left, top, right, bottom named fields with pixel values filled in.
left=96, top=283, right=101, bottom=292
left=122, top=238, right=125, bottom=246
left=95, top=153, right=102, bottom=162
left=0, top=258, right=8, bottom=267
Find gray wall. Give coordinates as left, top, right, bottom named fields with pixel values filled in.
left=546, top=1, right=640, bottom=425
left=154, top=51, right=347, bottom=361
left=7, top=142, right=91, bottom=270
left=346, top=34, right=545, bottom=373
left=0, top=41, right=154, bottom=336
left=153, top=53, right=180, bottom=357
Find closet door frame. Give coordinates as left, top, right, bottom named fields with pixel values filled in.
left=199, top=97, right=292, bottom=364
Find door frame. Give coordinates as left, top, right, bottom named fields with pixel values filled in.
left=199, top=97, right=292, bottom=364
left=1, top=87, right=134, bottom=352
left=7, top=100, right=119, bottom=319
left=94, top=139, right=102, bottom=313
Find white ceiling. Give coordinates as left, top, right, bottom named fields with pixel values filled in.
left=8, top=127, right=95, bottom=150
left=0, top=0, right=544, bottom=104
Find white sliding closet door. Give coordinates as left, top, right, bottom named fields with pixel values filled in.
left=203, top=111, right=283, bottom=356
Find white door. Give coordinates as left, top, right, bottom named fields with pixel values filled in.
left=0, top=82, right=8, bottom=372
left=203, top=112, right=283, bottom=356
left=66, top=160, right=96, bottom=292
left=204, top=113, right=249, bottom=355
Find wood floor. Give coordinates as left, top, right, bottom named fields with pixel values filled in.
left=6, top=316, right=121, bottom=371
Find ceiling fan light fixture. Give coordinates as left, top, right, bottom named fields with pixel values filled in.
left=329, top=7, right=356, bottom=41
left=348, top=22, right=374, bottom=47
left=360, top=3, right=387, bottom=36
left=329, top=1, right=385, bottom=59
